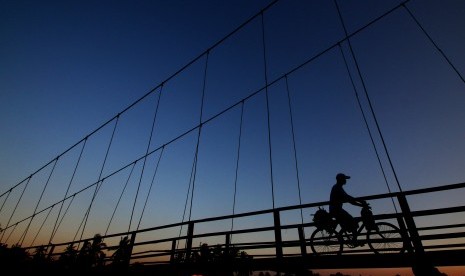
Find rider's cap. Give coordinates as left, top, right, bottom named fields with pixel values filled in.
left=336, top=173, right=350, bottom=180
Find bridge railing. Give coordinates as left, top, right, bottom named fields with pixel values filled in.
left=18, top=181, right=465, bottom=269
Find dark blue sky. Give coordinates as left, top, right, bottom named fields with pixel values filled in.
left=1, top=2, right=464, bottom=274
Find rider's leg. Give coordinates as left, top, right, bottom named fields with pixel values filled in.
left=341, top=210, right=360, bottom=243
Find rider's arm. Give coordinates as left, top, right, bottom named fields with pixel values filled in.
left=347, top=194, right=366, bottom=207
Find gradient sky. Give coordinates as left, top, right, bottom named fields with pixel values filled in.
left=1, top=1, right=464, bottom=275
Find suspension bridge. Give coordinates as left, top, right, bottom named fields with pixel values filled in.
left=1, top=0, right=464, bottom=275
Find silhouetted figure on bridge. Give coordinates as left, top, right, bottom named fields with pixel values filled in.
left=329, top=173, right=366, bottom=245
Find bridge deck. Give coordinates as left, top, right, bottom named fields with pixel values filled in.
left=133, top=249, right=465, bottom=274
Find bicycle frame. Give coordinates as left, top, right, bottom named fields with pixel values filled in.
left=310, top=204, right=405, bottom=255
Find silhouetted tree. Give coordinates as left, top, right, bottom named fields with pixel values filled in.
left=59, top=243, right=78, bottom=269
left=32, top=245, right=47, bottom=261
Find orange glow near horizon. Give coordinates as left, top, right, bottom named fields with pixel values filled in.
left=313, top=266, right=465, bottom=276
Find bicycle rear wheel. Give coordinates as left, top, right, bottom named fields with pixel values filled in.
left=367, top=222, right=404, bottom=254
left=310, top=228, right=342, bottom=255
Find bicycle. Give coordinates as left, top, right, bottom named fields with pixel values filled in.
left=309, top=202, right=405, bottom=255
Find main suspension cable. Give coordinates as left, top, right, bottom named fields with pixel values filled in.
left=402, top=3, right=465, bottom=85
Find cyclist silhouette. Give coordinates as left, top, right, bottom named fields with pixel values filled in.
left=329, top=173, right=367, bottom=245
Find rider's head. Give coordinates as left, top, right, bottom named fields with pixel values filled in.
left=336, top=173, right=350, bottom=184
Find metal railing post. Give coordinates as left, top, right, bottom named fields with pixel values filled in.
left=185, top=222, right=194, bottom=261
left=397, top=193, right=424, bottom=254
left=273, top=210, right=283, bottom=259
left=298, top=225, right=307, bottom=257
left=397, top=193, right=442, bottom=275
left=125, top=232, right=137, bottom=268
left=47, top=244, right=55, bottom=260
left=225, top=233, right=231, bottom=258
left=395, top=212, right=414, bottom=254
left=170, top=239, right=177, bottom=263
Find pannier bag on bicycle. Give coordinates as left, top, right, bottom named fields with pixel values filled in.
left=361, top=205, right=376, bottom=230
left=312, top=208, right=332, bottom=230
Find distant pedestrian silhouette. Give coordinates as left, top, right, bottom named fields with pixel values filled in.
left=329, top=173, right=367, bottom=244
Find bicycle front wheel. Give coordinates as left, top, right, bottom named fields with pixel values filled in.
left=310, top=228, right=342, bottom=255
left=367, top=222, right=404, bottom=254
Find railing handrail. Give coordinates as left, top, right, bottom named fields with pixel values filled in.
left=16, top=180, right=465, bottom=251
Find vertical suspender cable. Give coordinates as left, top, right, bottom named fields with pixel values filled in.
left=334, top=0, right=404, bottom=193
left=261, top=12, right=276, bottom=209
left=230, top=101, right=245, bottom=236
left=129, top=85, right=164, bottom=232
left=188, top=51, right=209, bottom=222
left=1, top=176, right=31, bottom=243
left=105, top=161, right=137, bottom=236
left=177, top=153, right=196, bottom=248
left=19, top=157, right=59, bottom=246
left=54, top=194, right=76, bottom=239
left=0, top=189, right=12, bottom=222
left=177, top=52, right=210, bottom=248
left=78, top=116, right=119, bottom=241
left=284, top=76, right=304, bottom=223
left=30, top=204, right=55, bottom=246
left=402, top=4, right=465, bottom=85
left=49, top=138, right=88, bottom=244
left=337, top=44, right=398, bottom=212
left=4, top=224, right=18, bottom=244
left=137, top=146, right=165, bottom=231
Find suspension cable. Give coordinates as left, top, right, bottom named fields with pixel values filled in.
left=0, top=189, right=12, bottom=220
left=0, top=176, right=31, bottom=243
left=188, top=51, right=209, bottom=223
left=230, top=101, right=245, bottom=237
left=284, top=76, right=304, bottom=224
left=137, top=146, right=165, bottom=231
left=334, top=0, right=404, bottom=193
left=18, top=157, right=58, bottom=246
left=78, top=116, right=120, bottom=241
left=176, top=52, right=210, bottom=249
left=4, top=224, right=18, bottom=244
left=337, top=44, right=398, bottom=213
left=49, top=138, right=88, bottom=244
left=261, top=11, right=276, bottom=209
left=53, top=194, right=76, bottom=241
left=30, top=203, right=55, bottom=246
left=177, top=147, right=197, bottom=249
left=130, top=85, right=164, bottom=232
left=188, top=136, right=201, bottom=223
left=105, top=161, right=137, bottom=236
left=402, top=3, right=465, bottom=85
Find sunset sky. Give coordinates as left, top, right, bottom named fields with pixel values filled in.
left=1, top=0, right=464, bottom=275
